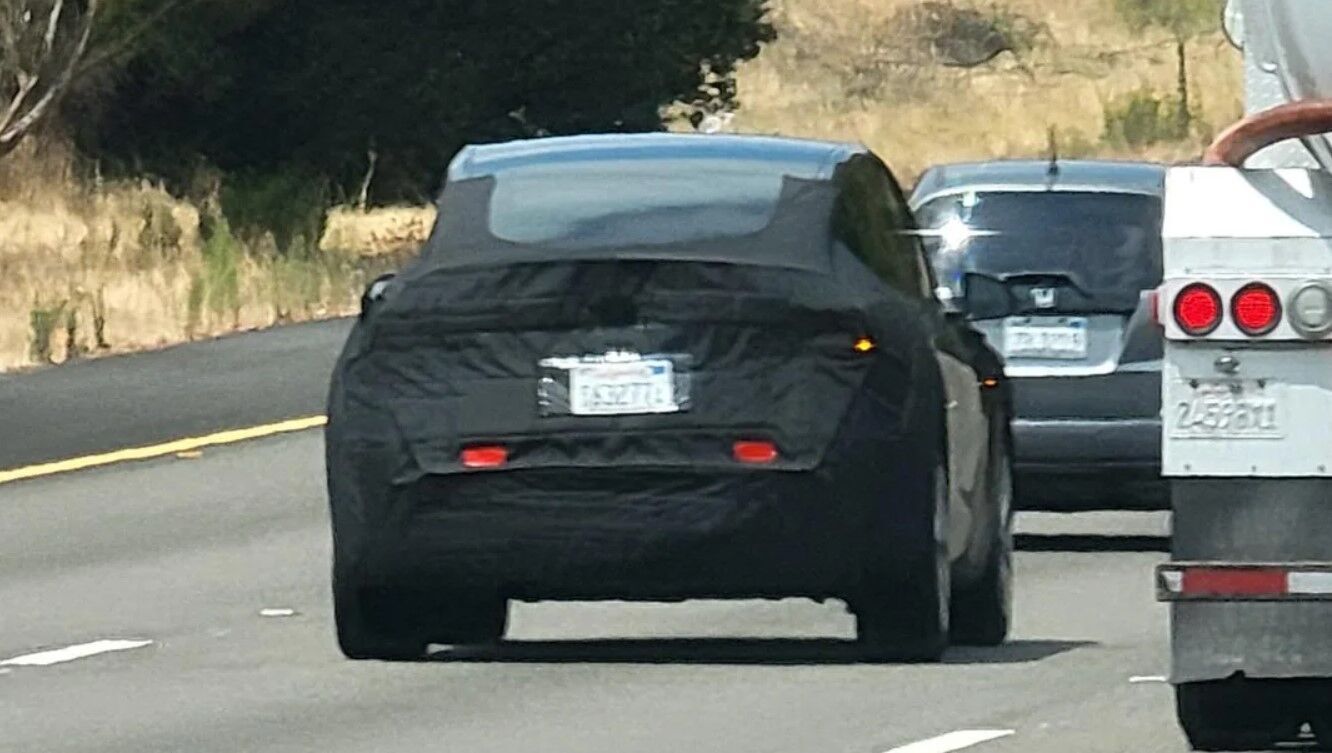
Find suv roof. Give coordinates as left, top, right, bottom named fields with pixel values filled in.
left=447, top=133, right=867, bottom=183
left=911, top=159, right=1166, bottom=207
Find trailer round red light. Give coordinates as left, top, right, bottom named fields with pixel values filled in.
left=1173, top=283, right=1223, bottom=336
left=1231, top=283, right=1282, bottom=336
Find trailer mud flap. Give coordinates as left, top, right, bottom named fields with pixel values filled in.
left=1163, top=478, right=1332, bottom=683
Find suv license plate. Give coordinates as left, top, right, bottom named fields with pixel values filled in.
left=569, top=359, right=679, bottom=416
left=1170, top=380, right=1284, bottom=439
left=1003, top=317, right=1088, bottom=360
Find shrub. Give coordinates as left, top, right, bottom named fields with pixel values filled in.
left=1102, top=88, right=1190, bottom=148
left=29, top=301, right=66, bottom=364
left=220, top=170, right=330, bottom=251
left=895, top=1, right=1046, bottom=68
left=200, top=214, right=241, bottom=324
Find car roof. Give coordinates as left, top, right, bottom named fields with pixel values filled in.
left=910, top=159, right=1166, bottom=207
left=447, top=133, right=867, bottom=183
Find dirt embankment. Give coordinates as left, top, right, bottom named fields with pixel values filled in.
left=729, top=0, right=1243, bottom=181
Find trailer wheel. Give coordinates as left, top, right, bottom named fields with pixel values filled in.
left=1176, top=680, right=1293, bottom=751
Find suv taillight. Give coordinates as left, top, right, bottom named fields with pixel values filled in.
left=1174, top=283, right=1223, bottom=336
left=1231, top=283, right=1282, bottom=336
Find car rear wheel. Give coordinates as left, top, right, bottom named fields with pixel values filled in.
left=949, top=425, right=1013, bottom=646
left=334, top=569, right=508, bottom=660
left=1176, top=680, right=1297, bottom=751
left=854, top=462, right=950, bottom=662
left=333, top=571, right=428, bottom=661
left=1313, top=718, right=1332, bottom=751
left=423, top=593, right=509, bottom=646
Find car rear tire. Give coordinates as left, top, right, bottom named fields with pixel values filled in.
left=949, top=425, right=1013, bottom=646
left=1176, top=680, right=1296, bottom=751
left=854, top=462, right=950, bottom=663
left=334, top=568, right=508, bottom=660
left=1313, top=718, right=1332, bottom=751
left=333, top=572, right=427, bottom=661
left=424, top=593, right=509, bottom=646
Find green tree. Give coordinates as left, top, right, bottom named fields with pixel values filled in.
left=75, top=0, right=774, bottom=212
left=1114, top=0, right=1223, bottom=132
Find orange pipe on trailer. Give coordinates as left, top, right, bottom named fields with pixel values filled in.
left=1203, top=99, right=1332, bottom=167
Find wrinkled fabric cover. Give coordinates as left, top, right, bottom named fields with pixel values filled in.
left=325, top=176, right=942, bottom=597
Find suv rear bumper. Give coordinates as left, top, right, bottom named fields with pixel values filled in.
left=1012, top=417, right=1166, bottom=509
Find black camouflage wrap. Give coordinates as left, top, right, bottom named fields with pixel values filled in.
left=326, top=171, right=945, bottom=600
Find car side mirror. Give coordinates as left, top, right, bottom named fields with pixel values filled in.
left=360, top=273, right=397, bottom=317
left=935, top=284, right=965, bottom=317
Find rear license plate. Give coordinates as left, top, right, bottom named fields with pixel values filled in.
left=1170, top=380, right=1284, bottom=439
left=1003, top=317, right=1088, bottom=360
left=568, top=359, right=679, bottom=416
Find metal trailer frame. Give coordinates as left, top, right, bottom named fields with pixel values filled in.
left=1156, top=2, right=1332, bottom=747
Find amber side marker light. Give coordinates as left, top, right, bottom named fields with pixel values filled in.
left=853, top=336, right=876, bottom=353
left=981, top=377, right=1000, bottom=389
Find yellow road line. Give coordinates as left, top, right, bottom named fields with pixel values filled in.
left=0, top=415, right=328, bottom=486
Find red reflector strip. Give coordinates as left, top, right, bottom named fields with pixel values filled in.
left=1159, top=565, right=1332, bottom=601
left=733, top=440, right=778, bottom=464
left=460, top=445, right=508, bottom=469
left=1181, top=568, right=1289, bottom=597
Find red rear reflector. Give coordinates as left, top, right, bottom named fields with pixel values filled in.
left=733, top=440, right=778, bottom=464
left=460, top=445, right=508, bottom=469
left=1173, top=283, right=1223, bottom=336
left=1181, top=568, right=1288, bottom=597
left=1231, top=282, right=1282, bottom=336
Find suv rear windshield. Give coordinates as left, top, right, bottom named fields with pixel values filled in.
left=487, top=158, right=816, bottom=249
left=915, top=190, right=1162, bottom=315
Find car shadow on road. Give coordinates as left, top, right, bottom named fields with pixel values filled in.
left=1015, top=533, right=1171, bottom=553
left=428, top=638, right=1094, bottom=666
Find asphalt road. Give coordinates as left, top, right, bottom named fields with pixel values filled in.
left=0, top=323, right=1194, bottom=753
left=0, top=429, right=1188, bottom=753
left=0, top=318, right=351, bottom=471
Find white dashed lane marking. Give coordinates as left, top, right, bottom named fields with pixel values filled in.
left=883, top=729, right=1015, bottom=753
left=0, top=639, right=153, bottom=667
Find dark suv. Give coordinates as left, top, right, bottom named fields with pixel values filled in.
left=911, top=160, right=1166, bottom=510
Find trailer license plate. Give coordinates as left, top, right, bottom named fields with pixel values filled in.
left=1003, top=317, right=1088, bottom=360
left=1170, top=380, right=1283, bottom=439
left=568, top=359, right=678, bottom=416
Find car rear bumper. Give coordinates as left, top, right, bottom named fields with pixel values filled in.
left=336, top=442, right=937, bottom=601
left=1012, top=418, right=1166, bottom=509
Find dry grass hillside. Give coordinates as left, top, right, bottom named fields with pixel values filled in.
left=730, top=0, right=1243, bottom=181
left=0, top=140, right=405, bottom=371
left=0, top=0, right=1244, bottom=371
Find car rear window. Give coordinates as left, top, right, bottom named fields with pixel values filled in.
left=486, top=159, right=806, bottom=249
left=915, top=190, right=1162, bottom=313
